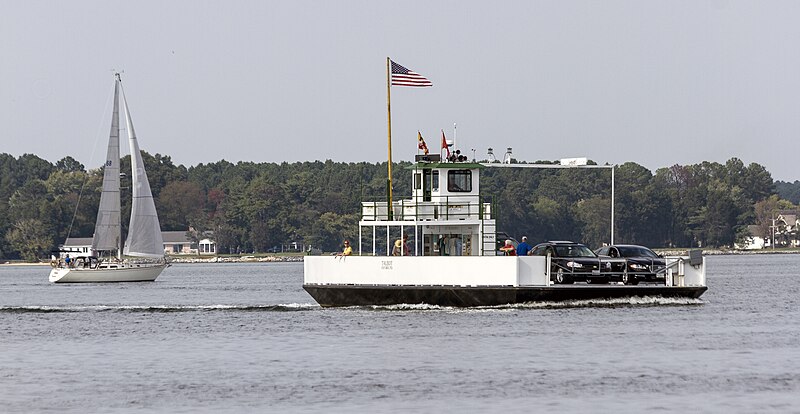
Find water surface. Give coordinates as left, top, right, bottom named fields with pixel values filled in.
left=1, top=256, right=799, bottom=413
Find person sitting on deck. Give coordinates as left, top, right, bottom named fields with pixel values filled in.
left=500, top=240, right=516, bottom=256
left=336, top=240, right=353, bottom=257
left=392, top=234, right=410, bottom=256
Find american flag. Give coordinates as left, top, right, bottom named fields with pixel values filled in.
left=391, top=60, right=433, bottom=87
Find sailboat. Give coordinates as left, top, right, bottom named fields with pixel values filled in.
left=49, top=74, right=168, bottom=283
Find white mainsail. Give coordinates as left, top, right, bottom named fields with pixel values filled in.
left=91, top=78, right=122, bottom=254
left=121, top=85, right=165, bottom=258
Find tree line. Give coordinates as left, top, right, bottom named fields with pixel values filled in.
left=1, top=152, right=797, bottom=261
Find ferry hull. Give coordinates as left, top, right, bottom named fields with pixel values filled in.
left=303, top=255, right=707, bottom=307
left=49, top=263, right=166, bottom=283
left=303, top=284, right=708, bottom=308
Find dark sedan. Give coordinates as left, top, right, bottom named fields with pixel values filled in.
left=530, top=241, right=608, bottom=284
left=594, top=244, right=666, bottom=285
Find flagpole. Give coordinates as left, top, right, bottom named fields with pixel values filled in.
left=386, top=57, right=393, bottom=220
left=453, top=122, right=457, bottom=152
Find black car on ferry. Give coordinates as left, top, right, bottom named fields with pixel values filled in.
left=594, top=244, right=666, bottom=285
left=529, top=241, right=608, bottom=284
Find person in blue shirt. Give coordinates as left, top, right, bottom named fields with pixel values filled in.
left=516, top=236, right=532, bottom=256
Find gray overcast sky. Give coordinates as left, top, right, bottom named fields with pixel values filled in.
left=2, top=0, right=799, bottom=181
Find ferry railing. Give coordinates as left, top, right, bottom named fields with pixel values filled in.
left=596, top=257, right=667, bottom=281
left=593, top=251, right=704, bottom=286
left=663, top=250, right=705, bottom=286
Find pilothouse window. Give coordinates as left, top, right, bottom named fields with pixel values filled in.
left=447, top=170, right=472, bottom=192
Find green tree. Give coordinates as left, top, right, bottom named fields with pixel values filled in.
left=574, top=196, right=611, bottom=248
left=157, top=181, right=207, bottom=231
left=55, top=156, right=85, bottom=172
left=309, top=212, right=359, bottom=252
left=5, top=218, right=51, bottom=261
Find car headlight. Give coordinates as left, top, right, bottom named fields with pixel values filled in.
left=566, top=261, right=583, bottom=268
left=629, top=263, right=648, bottom=270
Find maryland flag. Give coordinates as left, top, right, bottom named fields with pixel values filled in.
left=417, top=131, right=429, bottom=155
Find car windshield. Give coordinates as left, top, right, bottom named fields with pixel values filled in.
left=618, top=246, right=658, bottom=258
left=554, top=245, right=595, bottom=257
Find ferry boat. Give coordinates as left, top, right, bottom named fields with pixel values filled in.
left=303, top=155, right=707, bottom=307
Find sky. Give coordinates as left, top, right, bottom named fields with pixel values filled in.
left=2, top=0, right=799, bottom=181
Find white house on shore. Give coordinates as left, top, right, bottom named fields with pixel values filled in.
left=736, top=210, right=800, bottom=250
left=775, top=212, right=799, bottom=247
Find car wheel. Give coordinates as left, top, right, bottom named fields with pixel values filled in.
left=555, top=269, right=565, bottom=284
left=555, top=269, right=573, bottom=284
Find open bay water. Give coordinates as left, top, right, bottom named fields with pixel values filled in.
left=1, top=255, right=799, bottom=413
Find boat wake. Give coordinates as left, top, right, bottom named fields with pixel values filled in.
left=0, top=303, right=320, bottom=313
left=1, top=297, right=702, bottom=313
left=365, top=296, right=704, bottom=311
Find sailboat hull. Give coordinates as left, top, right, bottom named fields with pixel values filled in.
left=49, top=263, right=166, bottom=283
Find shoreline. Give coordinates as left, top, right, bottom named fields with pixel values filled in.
left=654, top=248, right=800, bottom=256
left=3, top=248, right=799, bottom=267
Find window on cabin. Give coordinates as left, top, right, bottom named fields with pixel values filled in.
left=447, top=170, right=472, bottom=192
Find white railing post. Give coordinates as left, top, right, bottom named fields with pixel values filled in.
left=546, top=254, right=552, bottom=286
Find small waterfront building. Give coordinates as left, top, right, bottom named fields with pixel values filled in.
left=57, top=237, right=95, bottom=258
left=198, top=238, right=216, bottom=255
left=162, top=231, right=193, bottom=254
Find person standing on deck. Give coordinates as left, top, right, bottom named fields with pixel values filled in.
left=516, top=236, right=532, bottom=256
left=500, top=240, right=516, bottom=256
